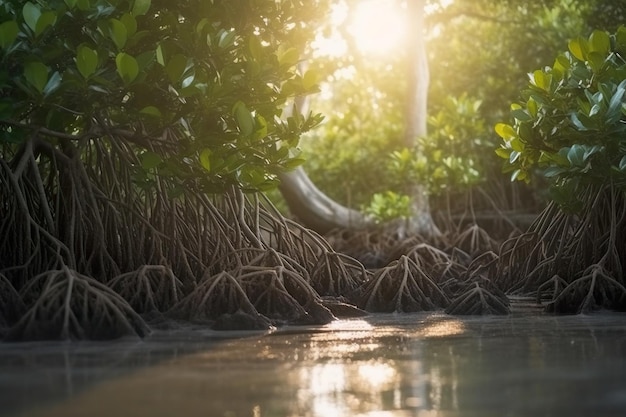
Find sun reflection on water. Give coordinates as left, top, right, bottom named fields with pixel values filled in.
left=293, top=317, right=467, bottom=416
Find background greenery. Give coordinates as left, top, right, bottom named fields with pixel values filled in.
left=299, top=0, right=626, bottom=220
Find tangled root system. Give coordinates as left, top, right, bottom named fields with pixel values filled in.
left=108, top=265, right=184, bottom=314
left=358, top=255, right=449, bottom=312
left=445, top=281, right=510, bottom=315
left=6, top=266, right=149, bottom=341
left=169, top=271, right=272, bottom=330
left=547, top=265, right=626, bottom=314
left=238, top=266, right=334, bottom=324
left=310, top=251, right=370, bottom=299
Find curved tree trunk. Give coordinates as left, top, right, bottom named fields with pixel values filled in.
left=279, top=0, right=439, bottom=237
left=278, top=167, right=371, bottom=234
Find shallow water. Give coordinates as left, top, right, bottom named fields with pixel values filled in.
left=2, top=311, right=626, bottom=417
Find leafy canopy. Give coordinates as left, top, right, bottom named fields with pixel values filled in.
left=0, top=0, right=325, bottom=192
left=496, top=26, right=626, bottom=207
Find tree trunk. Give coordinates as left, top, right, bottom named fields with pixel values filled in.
left=278, top=0, right=438, bottom=237
left=401, top=0, right=440, bottom=237
left=278, top=167, right=371, bottom=234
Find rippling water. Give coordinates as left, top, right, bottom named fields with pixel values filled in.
left=3, top=310, right=626, bottom=417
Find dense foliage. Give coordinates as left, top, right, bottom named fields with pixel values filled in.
left=496, top=27, right=626, bottom=208
left=494, top=26, right=626, bottom=313
left=301, top=0, right=626, bottom=217
left=0, top=0, right=323, bottom=192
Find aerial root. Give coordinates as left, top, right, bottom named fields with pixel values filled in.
left=6, top=266, right=149, bottom=341
left=452, top=223, right=499, bottom=258
left=536, top=274, right=568, bottom=304
left=237, top=266, right=334, bottom=325
left=310, top=251, right=371, bottom=300
left=445, top=281, right=510, bottom=315
left=169, top=271, right=272, bottom=330
left=547, top=264, right=626, bottom=314
left=108, top=265, right=184, bottom=314
left=357, top=255, right=449, bottom=313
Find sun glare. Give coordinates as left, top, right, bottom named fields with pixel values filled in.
left=348, top=0, right=408, bottom=55
left=313, top=0, right=409, bottom=58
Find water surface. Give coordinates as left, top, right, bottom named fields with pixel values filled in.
left=3, top=311, right=626, bottom=417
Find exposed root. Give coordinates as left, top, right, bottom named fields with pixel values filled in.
left=357, top=255, right=449, bottom=312
left=405, top=242, right=451, bottom=268
left=6, top=266, right=149, bottom=341
left=237, top=266, right=334, bottom=324
left=168, top=271, right=270, bottom=330
left=536, top=274, right=568, bottom=304
left=310, top=251, right=370, bottom=299
left=453, top=223, right=498, bottom=258
left=445, top=281, right=510, bottom=315
left=547, top=265, right=626, bottom=314
left=108, top=265, right=184, bottom=314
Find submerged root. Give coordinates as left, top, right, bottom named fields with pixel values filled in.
left=357, top=255, right=449, bottom=313
left=108, top=265, right=184, bottom=314
left=6, top=266, right=149, bottom=341
left=547, top=265, right=626, bottom=314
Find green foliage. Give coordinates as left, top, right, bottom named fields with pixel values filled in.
left=496, top=27, right=626, bottom=207
left=0, top=0, right=326, bottom=192
left=362, top=191, right=411, bottom=224
left=397, top=95, right=485, bottom=195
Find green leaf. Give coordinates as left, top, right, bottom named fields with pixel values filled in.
left=22, top=2, right=41, bottom=34
left=139, top=106, right=162, bottom=118
left=282, top=158, right=306, bottom=170
left=35, top=11, right=56, bottom=37
left=617, top=26, right=626, bottom=50
left=109, top=19, right=127, bottom=50
left=302, top=69, right=320, bottom=91
left=77, top=0, right=90, bottom=11
left=495, top=147, right=511, bottom=159
left=140, top=151, right=162, bottom=170
left=252, top=115, right=268, bottom=140
left=76, top=45, right=98, bottom=79
left=0, top=21, right=18, bottom=50
left=218, top=29, right=236, bottom=49
left=233, top=101, right=255, bottom=137
left=589, top=30, right=610, bottom=56
left=120, top=13, right=137, bottom=38
left=511, top=108, right=531, bottom=122
left=249, top=36, right=263, bottom=60
left=43, top=71, right=61, bottom=96
left=567, top=145, right=585, bottom=167
left=495, top=123, right=516, bottom=139
left=587, top=51, right=605, bottom=73
left=24, top=61, right=49, bottom=93
left=64, top=0, right=77, bottom=8
left=115, top=52, right=139, bottom=84
left=132, top=0, right=151, bottom=16
left=199, top=149, right=212, bottom=172
left=527, top=97, right=538, bottom=118
left=156, top=43, right=166, bottom=66
left=568, top=37, right=587, bottom=61
left=530, top=70, right=551, bottom=91
left=165, top=54, right=187, bottom=83
left=277, top=46, right=299, bottom=66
